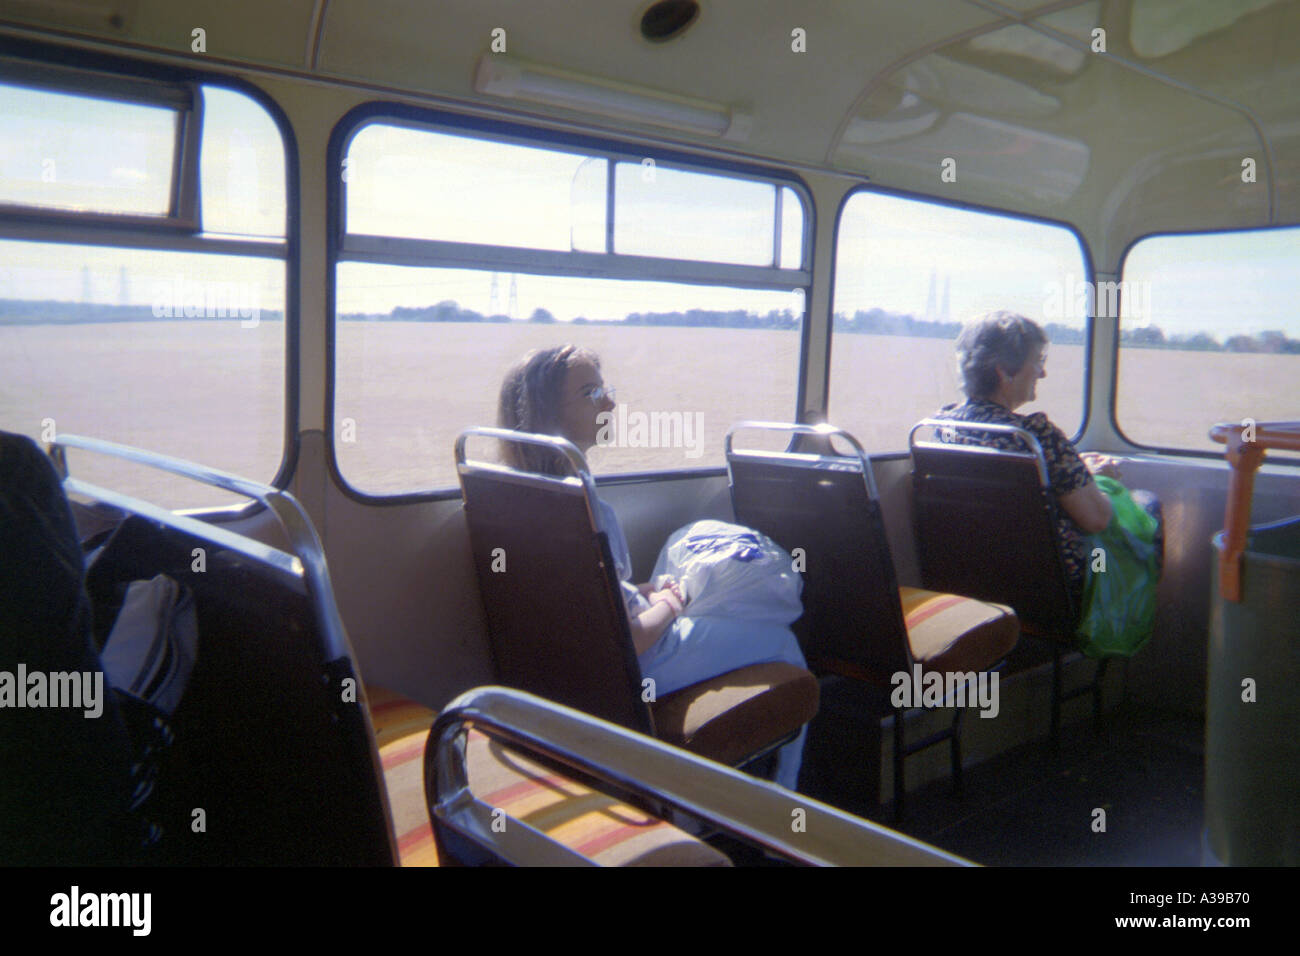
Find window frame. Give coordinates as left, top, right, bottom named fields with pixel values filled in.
left=0, top=35, right=302, bottom=511
left=824, top=182, right=1096, bottom=458
left=1110, top=222, right=1300, bottom=465
left=326, top=101, right=816, bottom=504
left=0, top=56, right=203, bottom=232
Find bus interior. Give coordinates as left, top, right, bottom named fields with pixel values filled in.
left=1, top=0, right=1298, bottom=870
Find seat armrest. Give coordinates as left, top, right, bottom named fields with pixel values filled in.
left=426, top=686, right=971, bottom=867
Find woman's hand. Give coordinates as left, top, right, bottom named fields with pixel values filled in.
left=1080, top=451, right=1123, bottom=480
left=648, top=586, right=684, bottom=616
left=630, top=592, right=681, bottom=656
left=629, top=578, right=688, bottom=656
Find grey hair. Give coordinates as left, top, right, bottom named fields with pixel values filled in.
left=497, top=344, right=600, bottom=475
left=955, top=311, right=1048, bottom=400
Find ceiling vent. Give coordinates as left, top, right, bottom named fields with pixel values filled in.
left=640, top=1, right=701, bottom=42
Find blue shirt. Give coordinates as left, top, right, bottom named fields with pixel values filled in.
left=594, top=497, right=650, bottom=617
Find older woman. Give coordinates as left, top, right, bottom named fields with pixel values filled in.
left=935, top=311, right=1158, bottom=597
left=497, top=344, right=809, bottom=789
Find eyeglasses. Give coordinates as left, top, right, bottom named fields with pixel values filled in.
left=572, top=384, right=616, bottom=406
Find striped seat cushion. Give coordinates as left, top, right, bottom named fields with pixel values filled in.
left=461, top=729, right=730, bottom=867
left=380, top=725, right=442, bottom=866
left=367, top=685, right=731, bottom=867
left=368, top=685, right=439, bottom=749
left=898, top=586, right=1018, bottom=674
left=368, top=686, right=441, bottom=866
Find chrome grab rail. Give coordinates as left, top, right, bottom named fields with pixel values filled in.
left=48, top=433, right=350, bottom=663
left=48, top=432, right=400, bottom=864
left=427, top=685, right=971, bottom=867
left=455, top=426, right=604, bottom=534
left=908, top=418, right=1051, bottom=488
left=725, top=420, right=879, bottom=499
left=1209, top=419, right=1300, bottom=602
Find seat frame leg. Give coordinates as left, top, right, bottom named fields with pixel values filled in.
left=892, top=707, right=906, bottom=824
left=950, top=707, right=964, bottom=797
left=1051, top=643, right=1064, bottom=754
left=1092, top=658, right=1110, bottom=734
left=892, top=702, right=970, bottom=823
left=1051, top=647, right=1112, bottom=752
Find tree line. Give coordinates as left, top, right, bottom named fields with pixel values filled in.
left=3, top=297, right=1298, bottom=353
left=0, top=300, right=285, bottom=324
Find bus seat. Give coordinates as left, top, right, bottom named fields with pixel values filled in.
left=366, top=684, right=729, bottom=866
left=427, top=686, right=972, bottom=867
left=455, top=427, right=818, bottom=772
left=726, top=422, right=1018, bottom=820
left=51, top=434, right=397, bottom=865
left=909, top=419, right=1109, bottom=748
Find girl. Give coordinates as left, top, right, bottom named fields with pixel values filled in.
left=497, top=344, right=808, bottom=789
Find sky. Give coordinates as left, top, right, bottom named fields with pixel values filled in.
left=1, top=80, right=1298, bottom=340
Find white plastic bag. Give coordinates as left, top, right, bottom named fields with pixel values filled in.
left=651, top=519, right=803, bottom=624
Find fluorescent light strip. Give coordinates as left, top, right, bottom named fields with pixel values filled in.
left=474, top=54, right=750, bottom=141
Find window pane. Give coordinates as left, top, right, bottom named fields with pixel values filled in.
left=335, top=263, right=803, bottom=494
left=779, top=186, right=803, bottom=269
left=0, top=241, right=286, bottom=508
left=1116, top=227, right=1300, bottom=458
left=614, top=163, right=776, bottom=265
left=199, top=86, right=286, bottom=237
left=345, top=124, right=606, bottom=251
left=0, top=83, right=176, bottom=216
left=828, top=191, right=1087, bottom=451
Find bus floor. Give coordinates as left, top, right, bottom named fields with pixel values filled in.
left=708, top=689, right=1204, bottom=866
left=886, top=701, right=1204, bottom=866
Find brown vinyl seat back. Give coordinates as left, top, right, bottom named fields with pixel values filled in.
left=726, top=422, right=911, bottom=680
left=455, top=428, right=653, bottom=736
left=909, top=419, right=1079, bottom=636
left=51, top=435, right=396, bottom=865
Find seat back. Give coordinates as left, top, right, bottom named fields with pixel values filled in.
left=51, top=435, right=397, bottom=865
left=428, top=686, right=972, bottom=866
left=909, top=419, right=1078, bottom=635
left=456, top=428, right=653, bottom=736
left=726, top=422, right=911, bottom=680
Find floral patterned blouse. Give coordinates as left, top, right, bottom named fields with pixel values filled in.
left=934, top=398, right=1093, bottom=593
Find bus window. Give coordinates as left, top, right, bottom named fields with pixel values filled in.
left=334, top=117, right=808, bottom=497
left=828, top=190, right=1087, bottom=451
left=613, top=163, right=781, bottom=266
left=1115, top=226, right=1300, bottom=459
left=198, top=87, right=287, bottom=238
left=344, top=125, right=606, bottom=251
left=0, top=80, right=288, bottom=509
left=0, top=82, right=177, bottom=216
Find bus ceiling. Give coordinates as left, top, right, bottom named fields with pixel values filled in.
left=0, top=0, right=1295, bottom=257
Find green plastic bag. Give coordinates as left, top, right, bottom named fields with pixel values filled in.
left=1076, top=476, right=1159, bottom=658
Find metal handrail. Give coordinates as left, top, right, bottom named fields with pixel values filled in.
left=1209, top=419, right=1300, bottom=602
left=48, top=433, right=349, bottom=663
left=47, top=432, right=401, bottom=864
left=909, top=418, right=1051, bottom=488
left=426, top=686, right=971, bottom=868
left=455, top=426, right=604, bottom=533
left=725, top=420, right=879, bottom=499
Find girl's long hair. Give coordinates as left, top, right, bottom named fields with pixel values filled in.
left=496, top=344, right=600, bottom=476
